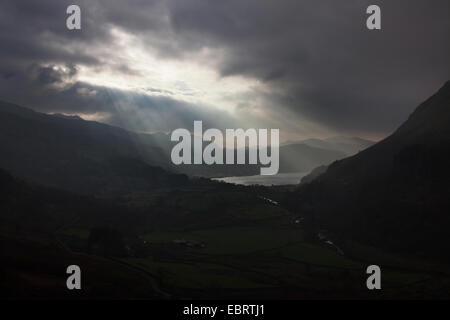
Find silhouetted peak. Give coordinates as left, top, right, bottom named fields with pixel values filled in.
left=440, top=80, right=450, bottom=92
left=394, top=80, right=450, bottom=139
left=0, top=100, right=37, bottom=117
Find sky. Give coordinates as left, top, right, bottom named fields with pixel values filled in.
left=0, top=0, right=449, bottom=141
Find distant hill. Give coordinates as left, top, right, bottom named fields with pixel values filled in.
left=286, top=81, right=450, bottom=261
left=0, top=100, right=360, bottom=182
left=278, top=136, right=373, bottom=180
left=278, top=143, right=346, bottom=173
left=283, top=136, right=374, bottom=156
left=175, top=142, right=348, bottom=177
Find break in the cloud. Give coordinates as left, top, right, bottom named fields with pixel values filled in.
left=0, top=0, right=449, bottom=140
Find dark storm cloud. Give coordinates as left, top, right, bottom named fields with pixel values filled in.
left=0, top=1, right=101, bottom=68
left=0, top=0, right=449, bottom=137
left=164, top=0, right=450, bottom=135
left=0, top=0, right=230, bottom=131
left=32, top=64, right=77, bottom=85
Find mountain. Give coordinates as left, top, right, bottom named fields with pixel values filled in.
left=299, top=165, right=328, bottom=184
left=278, top=143, right=346, bottom=173
left=0, top=99, right=372, bottom=188
left=283, top=136, right=374, bottom=156
left=173, top=142, right=348, bottom=177
left=286, top=81, right=450, bottom=261
left=0, top=101, right=187, bottom=195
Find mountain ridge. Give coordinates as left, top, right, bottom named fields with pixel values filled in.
left=287, top=81, right=450, bottom=261
left=0, top=100, right=187, bottom=195
left=0, top=99, right=371, bottom=179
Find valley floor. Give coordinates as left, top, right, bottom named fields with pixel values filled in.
left=2, top=182, right=450, bottom=299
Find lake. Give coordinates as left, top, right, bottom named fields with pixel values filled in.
left=213, top=172, right=308, bottom=186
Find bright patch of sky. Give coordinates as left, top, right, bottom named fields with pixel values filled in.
left=76, top=28, right=267, bottom=114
